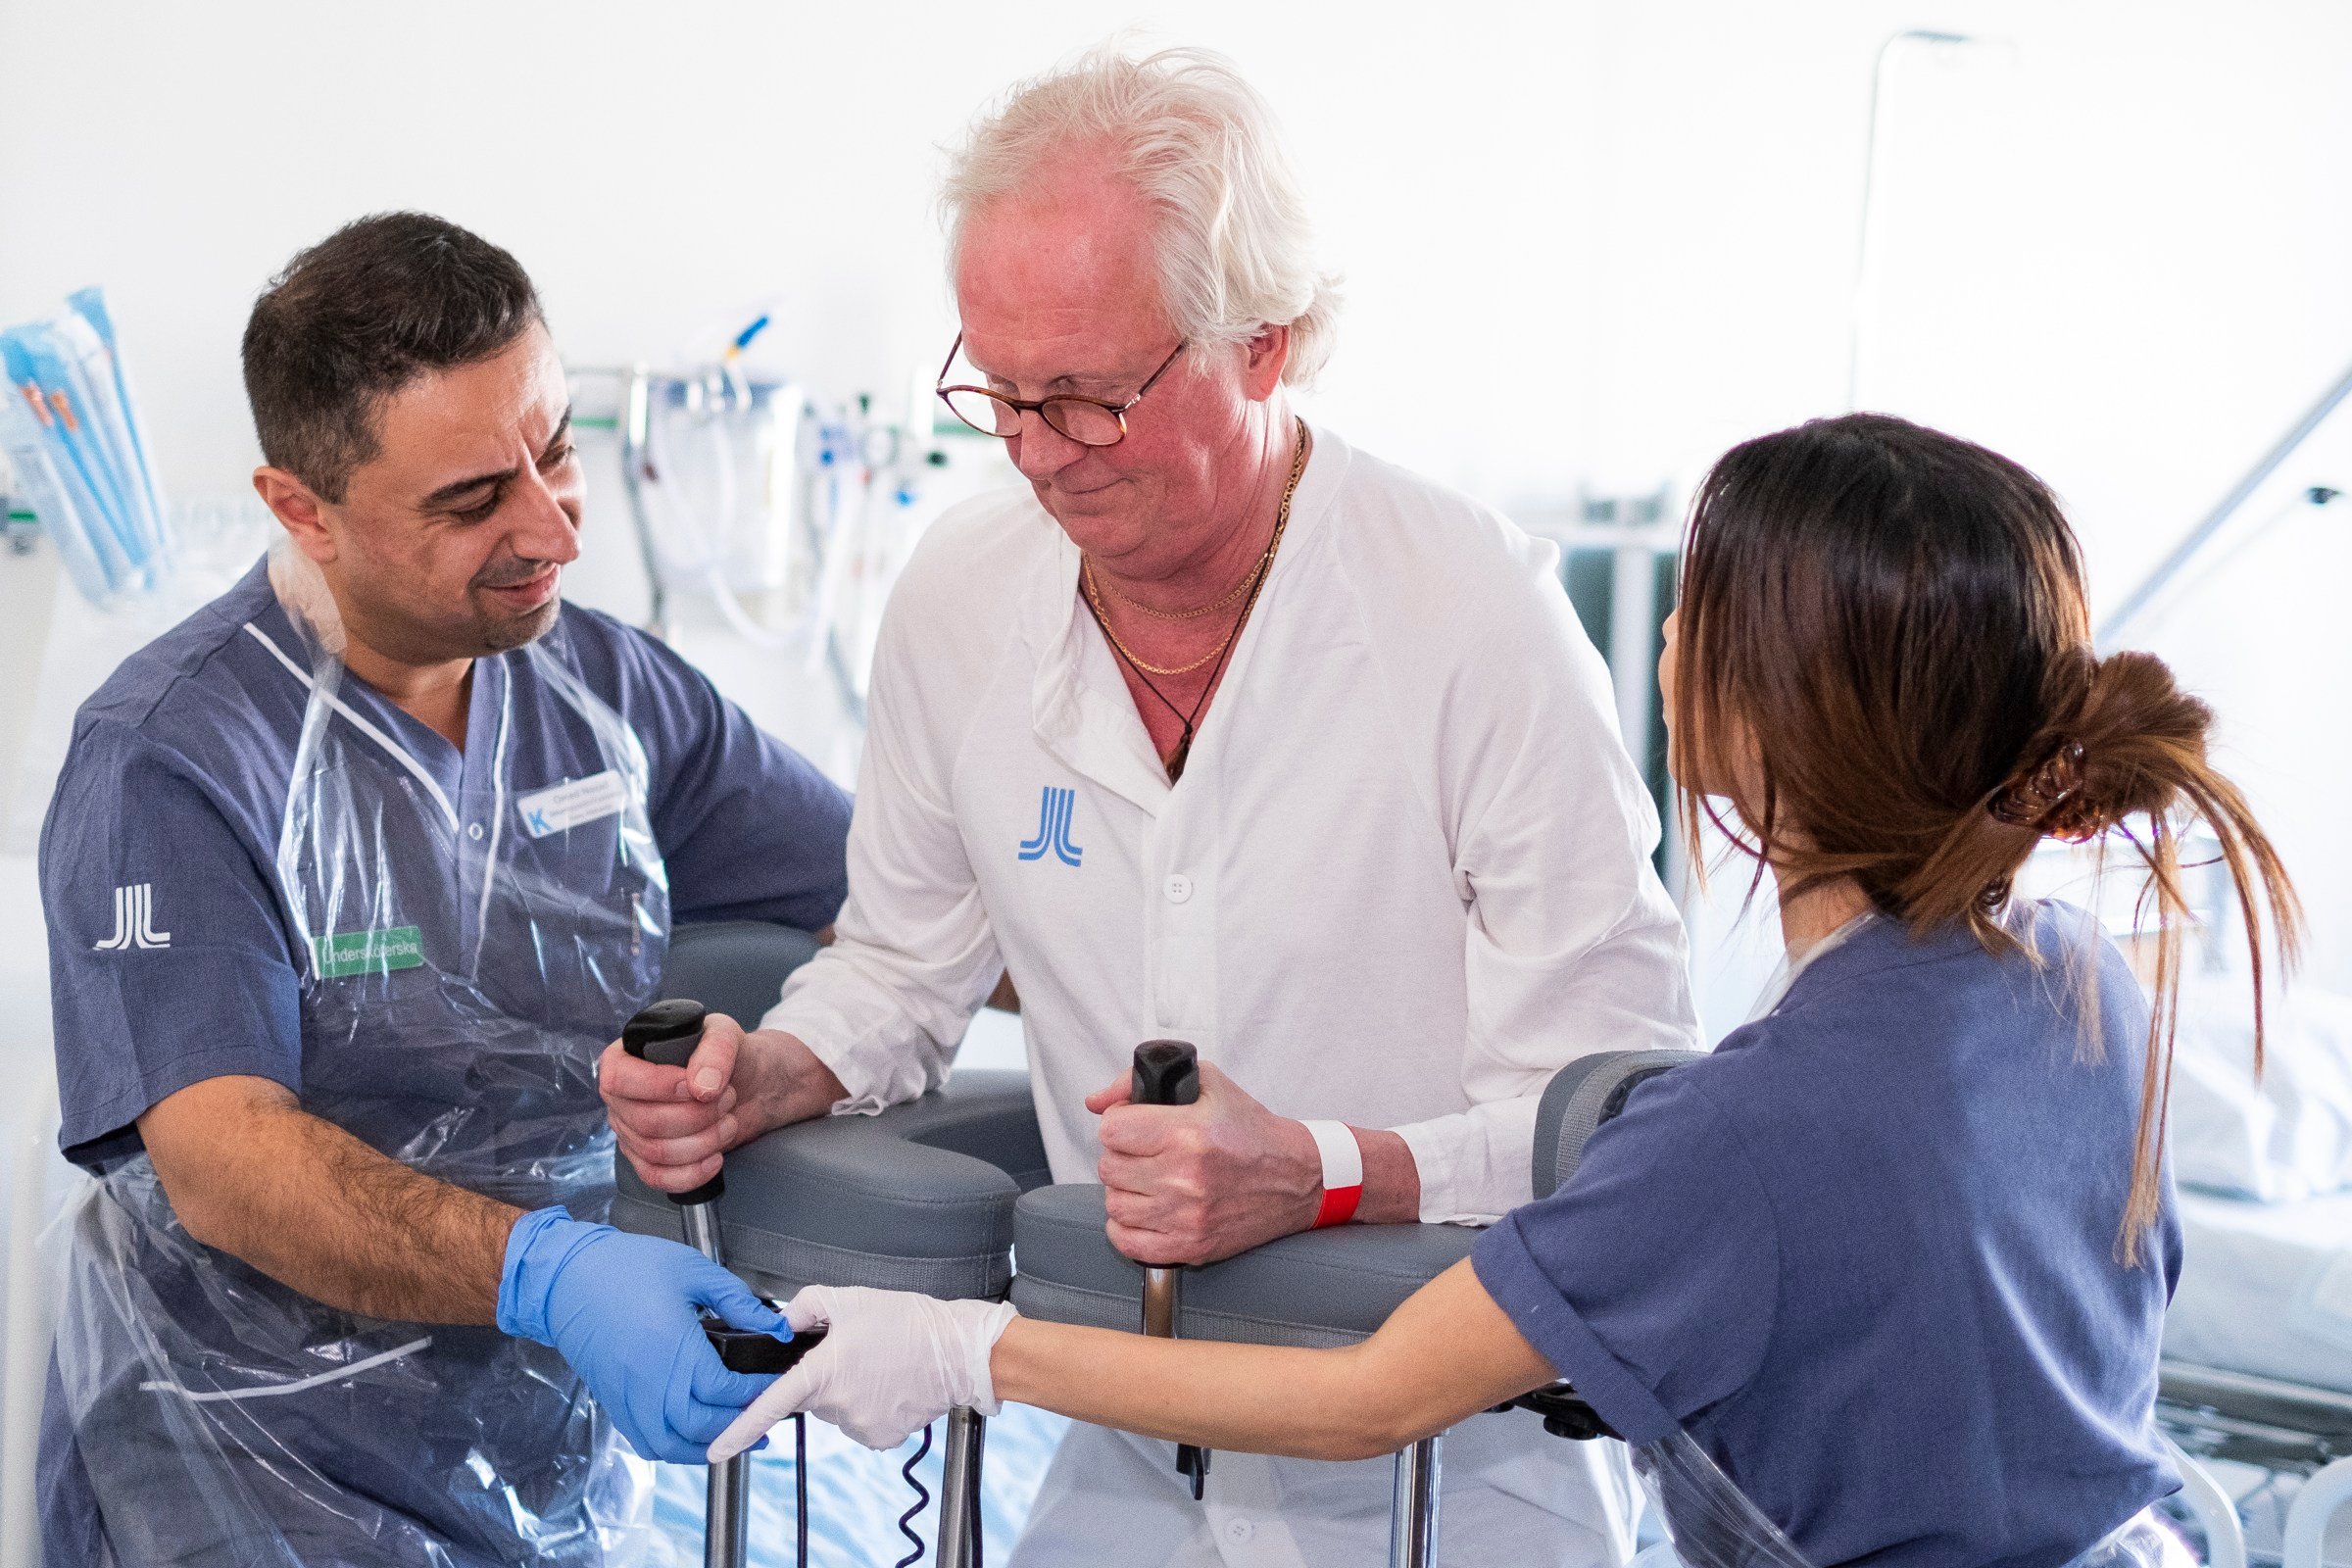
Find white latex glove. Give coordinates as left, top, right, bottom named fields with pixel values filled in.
left=707, top=1285, right=1017, bottom=1460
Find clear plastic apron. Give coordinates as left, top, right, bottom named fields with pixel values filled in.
left=1630, top=1432, right=2193, bottom=1568
left=50, top=604, right=671, bottom=1567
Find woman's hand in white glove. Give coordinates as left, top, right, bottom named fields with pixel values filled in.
left=707, top=1285, right=1018, bottom=1460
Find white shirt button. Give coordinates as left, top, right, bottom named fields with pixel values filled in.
left=466, top=822, right=484, bottom=841
left=1223, top=1518, right=1254, bottom=1543
left=1164, top=874, right=1194, bottom=904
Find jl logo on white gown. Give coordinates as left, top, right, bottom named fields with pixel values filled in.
left=94, top=884, right=172, bottom=951
left=1016, top=786, right=1085, bottom=867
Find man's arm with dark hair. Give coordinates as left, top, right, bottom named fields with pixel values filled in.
left=140, top=1075, right=516, bottom=1323
left=141, top=1071, right=791, bottom=1463
left=52, top=725, right=519, bottom=1321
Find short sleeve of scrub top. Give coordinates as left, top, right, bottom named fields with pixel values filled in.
left=561, top=610, right=853, bottom=932
left=41, top=722, right=302, bottom=1172
left=1471, top=1066, right=1780, bottom=1445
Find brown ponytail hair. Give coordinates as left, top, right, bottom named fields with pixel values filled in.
left=1671, top=413, right=2301, bottom=1262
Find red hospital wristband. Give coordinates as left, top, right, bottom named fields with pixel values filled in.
left=1301, top=1119, right=1364, bottom=1228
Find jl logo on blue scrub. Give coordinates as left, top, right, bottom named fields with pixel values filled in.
left=93, top=884, right=171, bottom=951
left=1016, top=786, right=1085, bottom=867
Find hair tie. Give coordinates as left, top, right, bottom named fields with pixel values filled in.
left=1988, top=740, right=2101, bottom=842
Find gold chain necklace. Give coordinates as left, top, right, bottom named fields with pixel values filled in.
left=1083, top=564, right=1250, bottom=675
left=1091, top=537, right=1274, bottom=621
left=1084, top=420, right=1311, bottom=783
left=1083, top=423, right=1311, bottom=678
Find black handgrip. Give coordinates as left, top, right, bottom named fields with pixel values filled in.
left=622, top=998, right=708, bottom=1068
left=701, top=1311, right=828, bottom=1376
left=1131, top=1040, right=1200, bottom=1106
left=620, top=999, right=723, bottom=1206
left=1511, top=1384, right=1624, bottom=1443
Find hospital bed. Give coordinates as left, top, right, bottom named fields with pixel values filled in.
left=2168, top=1192, right=2352, bottom=1408
left=2143, top=964, right=2352, bottom=1568
left=2159, top=1192, right=2352, bottom=1568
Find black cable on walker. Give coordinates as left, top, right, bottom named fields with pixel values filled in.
left=895, top=1423, right=935, bottom=1568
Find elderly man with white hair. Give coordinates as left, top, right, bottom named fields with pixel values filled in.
left=603, top=45, right=1696, bottom=1568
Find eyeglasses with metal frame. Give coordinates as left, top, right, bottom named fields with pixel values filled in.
left=935, top=333, right=1189, bottom=447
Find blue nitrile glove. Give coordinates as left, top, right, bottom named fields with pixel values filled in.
left=498, top=1206, right=788, bottom=1463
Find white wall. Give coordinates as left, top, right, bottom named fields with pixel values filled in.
left=2, top=0, right=2348, bottom=985
left=9, top=2, right=2339, bottom=520
left=0, top=0, right=1611, bottom=501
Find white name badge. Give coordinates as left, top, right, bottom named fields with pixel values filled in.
left=516, top=771, right=628, bottom=838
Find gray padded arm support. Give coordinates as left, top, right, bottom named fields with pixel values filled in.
left=1012, top=1051, right=1709, bottom=1348
left=1010, top=1186, right=1482, bottom=1349
left=614, top=1072, right=1049, bottom=1300
left=1531, top=1049, right=1705, bottom=1199
left=660, top=919, right=824, bottom=1030
left=609, top=920, right=1050, bottom=1300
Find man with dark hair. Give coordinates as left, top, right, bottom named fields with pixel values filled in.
left=36, top=212, right=855, bottom=1566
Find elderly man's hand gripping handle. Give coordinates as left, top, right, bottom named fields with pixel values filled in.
left=1088, top=1057, right=1423, bottom=1267
left=599, top=1009, right=849, bottom=1195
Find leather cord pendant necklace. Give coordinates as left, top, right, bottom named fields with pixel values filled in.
left=1083, top=418, right=1311, bottom=783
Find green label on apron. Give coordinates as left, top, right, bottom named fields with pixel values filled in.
left=313, top=926, right=426, bottom=978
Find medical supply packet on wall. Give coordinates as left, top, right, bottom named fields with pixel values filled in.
left=0, top=288, right=172, bottom=608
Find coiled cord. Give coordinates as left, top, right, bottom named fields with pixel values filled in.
left=893, top=1423, right=935, bottom=1568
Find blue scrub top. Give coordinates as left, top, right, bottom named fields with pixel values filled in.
left=1474, top=901, right=2181, bottom=1568
left=40, top=559, right=853, bottom=1172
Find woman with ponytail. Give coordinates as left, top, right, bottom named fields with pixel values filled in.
left=710, top=414, right=2300, bottom=1568
left=1662, top=415, right=2296, bottom=1272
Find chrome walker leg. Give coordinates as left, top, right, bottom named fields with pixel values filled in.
left=677, top=1203, right=751, bottom=1568
left=1389, top=1434, right=1444, bottom=1568
left=936, top=1404, right=988, bottom=1567
left=706, top=1455, right=749, bottom=1568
